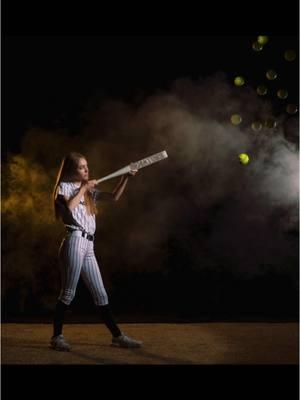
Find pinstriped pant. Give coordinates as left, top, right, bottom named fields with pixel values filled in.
left=57, top=232, right=109, bottom=306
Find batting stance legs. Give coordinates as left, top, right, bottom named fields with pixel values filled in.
left=58, top=234, right=108, bottom=306
left=52, top=232, right=121, bottom=339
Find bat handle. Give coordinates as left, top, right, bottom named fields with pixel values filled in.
left=95, top=165, right=132, bottom=185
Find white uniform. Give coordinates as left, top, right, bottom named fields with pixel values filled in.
left=58, top=181, right=97, bottom=234
left=56, top=181, right=108, bottom=306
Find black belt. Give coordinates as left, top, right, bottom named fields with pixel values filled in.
left=66, top=228, right=94, bottom=241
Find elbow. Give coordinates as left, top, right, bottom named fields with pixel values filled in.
left=112, top=193, right=120, bottom=202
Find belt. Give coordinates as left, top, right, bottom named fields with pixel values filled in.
left=66, top=228, right=94, bottom=241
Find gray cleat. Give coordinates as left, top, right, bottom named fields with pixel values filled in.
left=50, top=334, right=71, bottom=351
left=112, top=333, right=143, bottom=348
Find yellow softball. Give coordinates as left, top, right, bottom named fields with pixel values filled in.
left=238, top=153, right=250, bottom=165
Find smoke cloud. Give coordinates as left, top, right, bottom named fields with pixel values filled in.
left=2, top=73, right=299, bottom=311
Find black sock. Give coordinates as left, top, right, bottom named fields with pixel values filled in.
left=97, top=304, right=121, bottom=338
left=53, top=300, right=68, bottom=337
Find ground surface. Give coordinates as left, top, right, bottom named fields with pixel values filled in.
left=1, top=323, right=298, bottom=364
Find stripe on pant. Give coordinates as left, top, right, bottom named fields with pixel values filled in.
left=58, top=235, right=108, bottom=306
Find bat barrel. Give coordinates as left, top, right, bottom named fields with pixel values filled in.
left=95, top=150, right=168, bottom=185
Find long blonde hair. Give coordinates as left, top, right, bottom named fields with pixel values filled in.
left=53, top=152, right=98, bottom=220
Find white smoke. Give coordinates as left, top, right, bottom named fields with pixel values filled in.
left=18, top=73, right=299, bottom=277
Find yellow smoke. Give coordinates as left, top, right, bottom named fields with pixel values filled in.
left=2, top=154, right=54, bottom=226
left=2, top=153, right=63, bottom=312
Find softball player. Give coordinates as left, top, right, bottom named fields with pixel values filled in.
left=50, top=151, right=143, bottom=351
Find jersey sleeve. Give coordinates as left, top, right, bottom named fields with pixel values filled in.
left=58, top=182, right=72, bottom=198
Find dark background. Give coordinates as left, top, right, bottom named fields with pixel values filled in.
left=2, top=3, right=299, bottom=323
left=2, top=2, right=299, bottom=398
left=3, top=35, right=299, bottom=157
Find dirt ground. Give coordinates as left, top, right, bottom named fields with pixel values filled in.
left=1, top=323, right=298, bottom=364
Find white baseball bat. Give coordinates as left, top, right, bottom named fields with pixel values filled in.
left=95, top=150, right=168, bottom=185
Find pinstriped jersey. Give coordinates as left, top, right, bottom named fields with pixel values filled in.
left=57, top=181, right=100, bottom=235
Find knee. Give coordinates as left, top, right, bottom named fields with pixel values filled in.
left=58, top=289, right=76, bottom=305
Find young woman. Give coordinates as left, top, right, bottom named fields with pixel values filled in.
left=51, top=151, right=143, bottom=351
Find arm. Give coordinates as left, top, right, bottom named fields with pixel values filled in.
left=113, top=168, right=138, bottom=200
left=63, top=181, right=95, bottom=211
left=112, top=174, right=130, bottom=201
left=67, top=187, right=87, bottom=211
left=95, top=175, right=129, bottom=202
left=96, top=170, right=137, bottom=202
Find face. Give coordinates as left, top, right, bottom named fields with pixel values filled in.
left=75, top=158, right=89, bottom=181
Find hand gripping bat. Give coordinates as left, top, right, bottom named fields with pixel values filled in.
left=95, top=150, right=168, bottom=185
